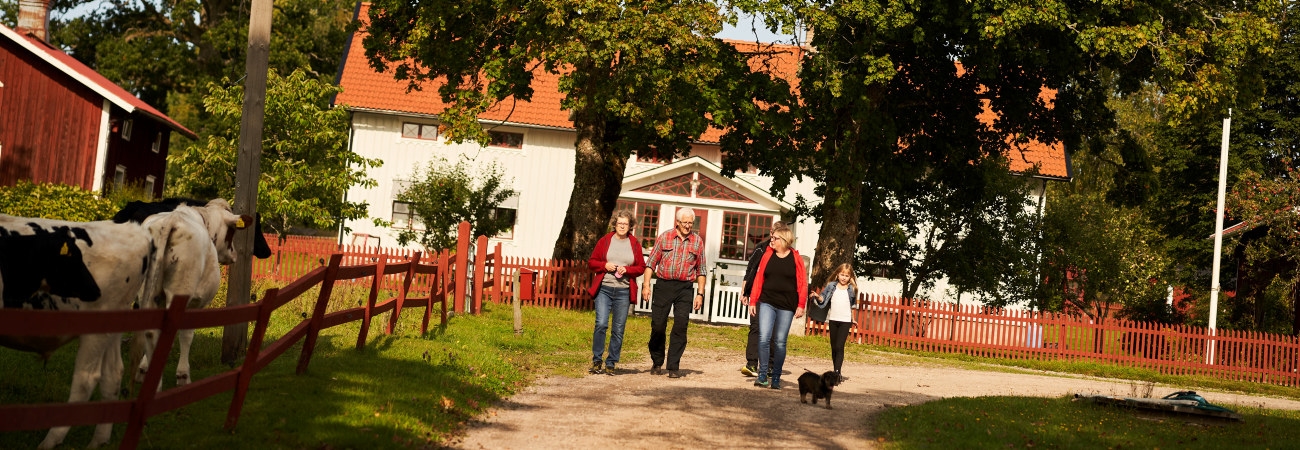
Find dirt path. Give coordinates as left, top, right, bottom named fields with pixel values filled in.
left=449, top=347, right=1300, bottom=449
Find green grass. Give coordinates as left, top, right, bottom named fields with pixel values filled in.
left=875, top=396, right=1300, bottom=449
left=5, top=294, right=1300, bottom=448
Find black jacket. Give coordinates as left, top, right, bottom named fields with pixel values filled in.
left=741, top=239, right=771, bottom=298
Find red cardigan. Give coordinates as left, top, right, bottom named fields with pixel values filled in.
left=587, top=232, right=647, bottom=302
left=748, top=247, right=809, bottom=309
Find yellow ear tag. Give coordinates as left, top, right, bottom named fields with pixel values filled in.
left=60, top=243, right=69, bottom=255
left=237, top=218, right=245, bottom=228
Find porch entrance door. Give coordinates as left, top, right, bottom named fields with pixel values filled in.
left=689, top=208, right=711, bottom=320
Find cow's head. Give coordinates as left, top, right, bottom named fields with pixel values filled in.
left=200, top=199, right=254, bottom=265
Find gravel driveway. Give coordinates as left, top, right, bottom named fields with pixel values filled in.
left=450, top=347, right=1300, bottom=449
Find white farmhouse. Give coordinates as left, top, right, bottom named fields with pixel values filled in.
left=333, top=6, right=1071, bottom=305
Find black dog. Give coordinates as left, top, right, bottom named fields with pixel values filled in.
left=798, top=371, right=841, bottom=409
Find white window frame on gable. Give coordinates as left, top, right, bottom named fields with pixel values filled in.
left=121, top=119, right=133, bottom=141
left=401, top=122, right=439, bottom=140
left=151, top=132, right=162, bottom=153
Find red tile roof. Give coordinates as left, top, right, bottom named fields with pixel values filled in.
left=337, top=3, right=1069, bottom=180
left=0, top=24, right=196, bottom=138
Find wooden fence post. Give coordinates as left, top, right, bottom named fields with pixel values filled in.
left=473, top=235, right=487, bottom=314
left=439, top=249, right=451, bottom=326
left=388, top=252, right=421, bottom=335
left=226, top=289, right=277, bottom=431
left=357, top=257, right=387, bottom=350
left=454, top=221, right=470, bottom=314
left=121, top=295, right=189, bottom=449
left=297, top=254, right=343, bottom=375
left=513, top=268, right=523, bottom=336
left=492, top=242, right=503, bottom=304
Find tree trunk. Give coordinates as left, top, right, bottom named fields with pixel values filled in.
left=551, top=117, right=624, bottom=261
left=810, top=168, right=863, bottom=287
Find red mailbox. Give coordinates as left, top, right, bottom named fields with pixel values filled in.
left=518, top=268, right=537, bottom=301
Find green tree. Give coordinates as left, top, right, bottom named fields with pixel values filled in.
left=388, top=158, right=518, bottom=253
left=1041, top=153, right=1174, bottom=324
left=360, top=0, right=748, bottom=260
left=722, top=0, right=1278, bottom=300
left=166, top=69, right=382, bottom=236
left=23, top=0, right=354, bottom=112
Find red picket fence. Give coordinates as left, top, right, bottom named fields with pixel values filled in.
left=491, top=256, right=593, bottom=309
left=469, top=254, right=1300, bottom=388
left=803, top=293, right=1300, bottom=387
left=0, top=250, right=457, bottom=449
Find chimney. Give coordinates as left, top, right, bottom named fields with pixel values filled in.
left=16, top=0, right=51, bottom=42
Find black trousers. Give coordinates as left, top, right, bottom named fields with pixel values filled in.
left=829, top=320, right=852, bottom=372
left=745, top=311, right=775, bottom=368
left=649, top=279, right=693, bottom=370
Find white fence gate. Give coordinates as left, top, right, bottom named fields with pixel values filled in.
left=634, top=262, right=750, bottom=325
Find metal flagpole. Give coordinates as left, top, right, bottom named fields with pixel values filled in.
left=1207, top=108, right=1231, bottom=365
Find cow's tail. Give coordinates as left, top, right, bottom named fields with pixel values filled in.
left=128, top=213, right=177, bottom=388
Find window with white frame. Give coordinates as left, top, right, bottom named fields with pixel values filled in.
left=151, top=132, right=162, bottom=153
left=401, top=122, right=439, bottom=140
left=143, top=175, right=156, bottom=200
left=390, top=180, right=421, bottom=229
left=720, top=212, right=774, bottom=260
left=493, top=195, right=519, bottom=239
left=113, top=165, right=126, bottom=190
left=121, top=119, right=133, bottom=141
left=391, top=201, right=422, bottom=229
left=488, top=130, right=523, bottom=148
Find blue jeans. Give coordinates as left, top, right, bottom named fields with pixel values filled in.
left=757, top=302, right=794, bottom=386
left=592, top=285, right=631, bottom=366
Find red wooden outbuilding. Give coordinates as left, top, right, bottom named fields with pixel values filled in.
left=0, top=23, right=195, bottom=198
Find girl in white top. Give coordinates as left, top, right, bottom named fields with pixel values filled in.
left=810, top=263, right=859, bottom=378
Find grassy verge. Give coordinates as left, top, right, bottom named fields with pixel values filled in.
left=875, top=396, right=1300, bottom=449
left=3, top=297, right=1300, bottom=448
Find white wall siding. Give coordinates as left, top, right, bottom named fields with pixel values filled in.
left=344, top=112, right=576, bottom=259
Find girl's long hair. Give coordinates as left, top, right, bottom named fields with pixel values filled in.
left=829, top=262, right=858, bottom=291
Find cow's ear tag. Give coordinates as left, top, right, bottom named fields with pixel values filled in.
left=60, top=243, right=69, bottom=255
left=237, top=218, right=245, bottom=228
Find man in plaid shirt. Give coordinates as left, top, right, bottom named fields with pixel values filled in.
left=641, top=208, right=707, bottom=378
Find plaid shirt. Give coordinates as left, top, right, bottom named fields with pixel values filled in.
left=646, top=228, right=706, bottom=282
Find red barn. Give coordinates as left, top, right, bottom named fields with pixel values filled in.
left=0, top=22, right=195, bottom=198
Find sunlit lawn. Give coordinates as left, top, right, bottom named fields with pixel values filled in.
left=3, top=290, right=1300, bottom=448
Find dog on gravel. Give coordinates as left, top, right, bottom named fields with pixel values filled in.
left=798, top=370, right=841, bottom=409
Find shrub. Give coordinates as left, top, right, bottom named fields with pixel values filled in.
left=0, top=180, right=118, bottom=221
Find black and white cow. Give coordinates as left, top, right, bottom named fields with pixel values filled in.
left=113, top=197, right=272, bottom=259
left=0, top=216, right=161, bottom=449
left=118, top=198, right=259, bottom=388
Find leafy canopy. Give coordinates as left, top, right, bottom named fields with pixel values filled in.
left=166, top=69, right=381, bottom=236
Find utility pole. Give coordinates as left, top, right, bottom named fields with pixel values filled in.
left=1207, top=108, right=1231, bottom=365
left=223, top=0, right=273, bottom=365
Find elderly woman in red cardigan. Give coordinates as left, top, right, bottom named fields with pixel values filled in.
left=586, top=210, right=646, bottom=375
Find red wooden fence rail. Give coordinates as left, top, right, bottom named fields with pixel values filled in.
left=0, top=248, right=456, bottom=449
left=248, top=233, right=1300, bottom=389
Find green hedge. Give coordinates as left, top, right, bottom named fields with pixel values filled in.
left=0, top=180, right=118, bottom=222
